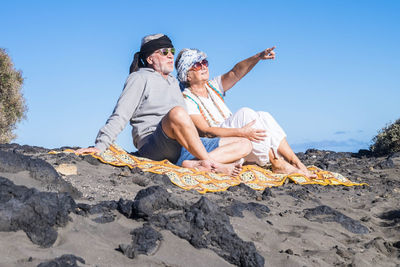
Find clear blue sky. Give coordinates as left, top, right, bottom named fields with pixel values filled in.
left=1, top=0, right=399, bottom=152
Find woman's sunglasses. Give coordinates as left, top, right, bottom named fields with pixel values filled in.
left=191, top=59, right=209, bottom=71
left=157, top=48, right=175, bottom=56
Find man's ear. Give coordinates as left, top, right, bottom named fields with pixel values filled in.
left=187, top=72, right=192, bottom=83
left=146, top=56, right=153, bottom=65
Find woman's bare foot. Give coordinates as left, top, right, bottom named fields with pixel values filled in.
left=272, top=158, right=317, bottom=178
left=292, top=162, right=317, bottom=178
left=182, top=160, right=213, bottom=172
left=271, top=158, right=300, bottom=175
left=300, top=168, right=317, bottom=178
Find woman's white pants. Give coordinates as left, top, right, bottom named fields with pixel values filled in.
left=220, top=107, right=286, bottom=166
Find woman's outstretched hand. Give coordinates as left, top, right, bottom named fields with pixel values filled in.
left=259, top=46, right=276, bottom=60
left=240, top=120, right=267, bottom=142
left=75, top=147, right=100, bottom=155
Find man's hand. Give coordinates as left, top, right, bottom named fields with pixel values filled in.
left=75, top=147, right=100, bottom=155
left=239, top=120, right=267, bottom=142
left=259, top=46, right=276, bottom=60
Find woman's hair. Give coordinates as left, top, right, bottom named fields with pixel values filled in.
left=175, top=48, right=207, bottom=85
left=175, top=49, right=190, bottom=89
left=174, top=48, right=189, bottom=70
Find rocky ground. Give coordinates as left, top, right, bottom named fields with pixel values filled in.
left=0, top=143, right=399, bottom=267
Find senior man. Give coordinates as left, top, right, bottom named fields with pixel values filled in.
left=78, top=34, right=251, bottom=175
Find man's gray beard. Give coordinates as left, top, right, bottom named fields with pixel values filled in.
left=160, top=65, right=173, bottom=76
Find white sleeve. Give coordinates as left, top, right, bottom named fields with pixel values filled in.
left=183, top=96, right=201, bottom=115
left=209, top=75, right=225, bottom=97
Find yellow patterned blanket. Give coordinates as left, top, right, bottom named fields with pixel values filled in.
left=54, top=144, right=367, bottom=194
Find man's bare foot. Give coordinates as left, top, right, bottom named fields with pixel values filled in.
left=182, top=159, right=242, bottom=176
left=211, top=160, right=242, bottom=176
left=182, top=160, right=213, bottom=172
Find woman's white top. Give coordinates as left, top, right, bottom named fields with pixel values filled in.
left=182, top=76, right=232, bottom=127
left=182, top=75, right=287, bottom=166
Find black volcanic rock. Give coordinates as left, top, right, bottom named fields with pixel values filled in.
left=75, top=186, right=183, bottom=223
left=304, top=205, right=369, bottom=234
left=117, top=198, right=135, bottom=218
left=287, top=187, right=314, bottom=201
left=132, top=186, right=182, bottom=219
left=37, top=254, right=85, bottom=267
left=389, top=152, right=400, bottom=159
left=75, top=201, right=119, bottom=223
left=151, top=196, right=265, bottom=267
left=356, top=149, right=374, bottom=158
left=0, top=150, right=80, bottom=197
left=116, top=187, right=265, bottom=265
left=298, top=149, right=356, bottom=170
left=0, top=177, right=76, bottom=247
left=380, top=209, right=400, bottom=221
left=379, top=209, right=400, bottom=227
left=76, top=200, right=118, bottom=215
left=92, top=211, right=116, bottom=224
left=118, top=224, right=163, bottom=259
left=227, top=183, right=258, bottom=198
left=224, top=200, right=270, bottom=218
left=0, top=150, right=58, bottom=179
left=323, top=152, right=352, bottom=161
left=375, top=158, right=395, bottom=169
left=0, top=143, right=50, bottom=154
left=261, top=187, right=275, bottom=200
left=81, top=154, right=101, bottom=165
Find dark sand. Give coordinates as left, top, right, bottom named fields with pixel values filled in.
left=0, top=144, right=399, bottom=266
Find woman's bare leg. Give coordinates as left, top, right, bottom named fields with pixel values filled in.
left=268, top=150, right=301, bottom=175
left=276, top=138, right=316, bottom=178
left=208, top=137, right=252, bottom=163
left=162, top=107, right=248, bottom=176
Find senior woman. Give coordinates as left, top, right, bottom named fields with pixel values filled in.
left=175, top=47, right=315, bottom=177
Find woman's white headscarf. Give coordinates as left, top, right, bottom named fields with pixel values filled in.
left=176, top=48, right=207, bottom=84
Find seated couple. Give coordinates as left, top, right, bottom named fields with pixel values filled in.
left=77, top=33, right=313, bottom=177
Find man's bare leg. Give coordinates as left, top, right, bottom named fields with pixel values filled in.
left=162, top=106, right=210, bottom=160
left=162, top=107, right=248, bottom=175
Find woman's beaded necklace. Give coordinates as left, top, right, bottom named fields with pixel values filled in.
left=189, top=82, right=230, bottom=127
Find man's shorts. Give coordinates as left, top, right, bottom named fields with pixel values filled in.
left=138, top=122, right=220, bottom=166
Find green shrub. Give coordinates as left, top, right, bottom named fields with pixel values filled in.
left=370, top=118, right=400, bottom=156
left=0, top=48, right=27, bottom=143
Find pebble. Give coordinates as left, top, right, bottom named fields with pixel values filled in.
left=55, top=164, right=78, bottom=176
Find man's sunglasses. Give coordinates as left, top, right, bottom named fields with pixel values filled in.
left=157, top=48, right=175, bottom=56
left=191, top=59, right=209, bottom=71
